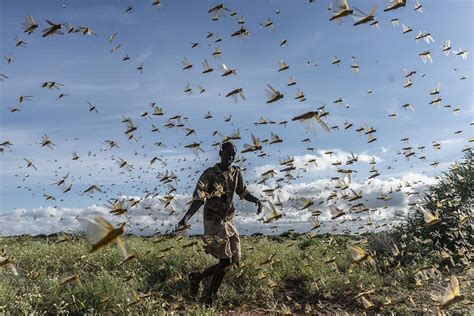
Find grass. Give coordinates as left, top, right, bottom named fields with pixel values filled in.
left=0, top=234, right=472, bottom=314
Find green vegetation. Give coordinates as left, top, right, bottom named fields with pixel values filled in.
left=0, top=233, right=472, bottom=314
left=396, top=149, right=473, bottom=253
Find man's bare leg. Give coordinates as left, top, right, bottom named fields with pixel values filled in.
left=203, top=258, right=232, bottom=306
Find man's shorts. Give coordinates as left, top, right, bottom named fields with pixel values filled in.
left=202, top=217, right=241, bottom=263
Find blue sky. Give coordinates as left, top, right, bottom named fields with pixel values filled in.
left=0, top=0, right=472, bottom=235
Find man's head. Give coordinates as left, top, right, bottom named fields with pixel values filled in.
left=219, top=141, right=236, bottom=168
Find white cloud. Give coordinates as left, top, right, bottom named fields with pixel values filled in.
left=134, top=47, right=153, bottom=64
left=438, top=138, right=465, bottom=146
left=252, top=149, right=383, bottom=177
left=0, top=171, right=436, bottom=237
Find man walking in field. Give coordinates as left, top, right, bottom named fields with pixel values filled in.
left=176, top=141, right=262, bottom=306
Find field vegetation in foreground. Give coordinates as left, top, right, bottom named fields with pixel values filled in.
left=0, top=233, right=472, bottom=315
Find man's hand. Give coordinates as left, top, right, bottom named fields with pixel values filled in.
left=177, top=217, right=188, bottom=230
left=256, top=200, right=263, bottom=215
left=173, top=217, right=191, bottom=236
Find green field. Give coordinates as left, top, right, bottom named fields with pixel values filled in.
left=1, top=233, right=472, bottom=314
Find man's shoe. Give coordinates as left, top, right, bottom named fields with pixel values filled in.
left=202, top=293, right=214, bottom=308
left=188, top=271, right=200, bottom=297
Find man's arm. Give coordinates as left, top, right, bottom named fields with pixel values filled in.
left=177, top=168, right=212, bottom=228
left=243, top=193, right=259, bottom=204
left=235, top=169, right=263, bottom=214
left=177, top=199, right=204, bottom=227
left=244, top=193, right=263, bottom=214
